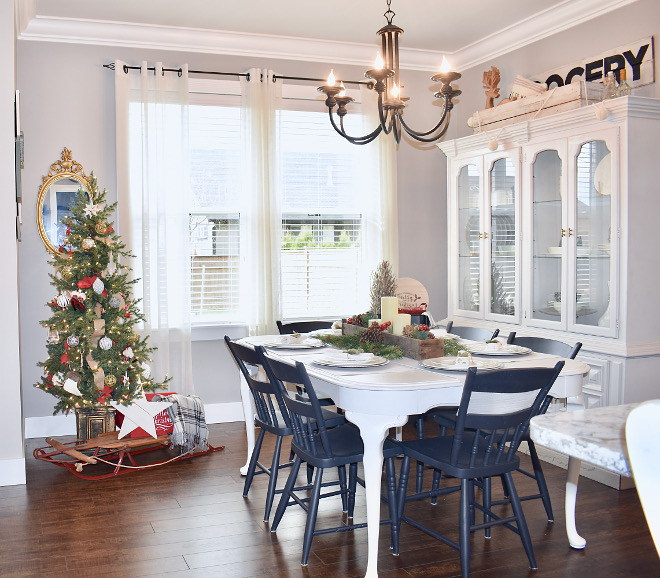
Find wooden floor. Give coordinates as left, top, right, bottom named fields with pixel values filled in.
left=2, top=421, right=658, bottom=577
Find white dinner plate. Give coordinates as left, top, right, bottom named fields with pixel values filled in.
left=420, top=358, right=503, bottom=371
left=263, top=337, right=325, bottom=349
left=466, top=344, right=531, bottom=356
left=313, top=356, right=389, bottom=368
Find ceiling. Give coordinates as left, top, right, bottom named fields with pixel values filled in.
left=17, top=0, right=639, bottom=71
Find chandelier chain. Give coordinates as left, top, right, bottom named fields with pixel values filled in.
left=384, top=0, right=395, bottom=25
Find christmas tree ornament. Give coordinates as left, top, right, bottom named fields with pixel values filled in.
left=99, top=336, right=112, bottom=350
left=71, top=290, right=86, bottom=302
left=122, top=347, right=134, bottom=359
left=121, top=373, right=131, bottom=386
left=104, top=374, right=117, bottom=387
left=63, top=371, right=82, bottom=396
left=62, top=267, right=73, bottom=280
left=83, top=202, right=102, bottom=217
left=117, top=316, right=125, bottom=325
left=140, top=363, right=151, bottom=379
left=109, top=294, right=123, bottom=308
left=67, top=335, right=79, bottom=347
left=56, top=294, right=70, bottom=308
left=47, top=329, right=60, bottom=344
left=70, top=295, right=85, bottom=311
left=81, top=238, right=96, bottom=250
left=92, top=277, right=105, bottom=294
left=95, top=221, right=106, bottom=234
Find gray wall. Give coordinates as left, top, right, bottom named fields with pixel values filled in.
left=16, top=0, right=660, bottom=419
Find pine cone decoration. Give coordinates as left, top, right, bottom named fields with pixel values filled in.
left=354, top=313, right=367, bottom=327
left=402, top=325, right=414, bottom=337
left=360, top=324, right=385, bottom=345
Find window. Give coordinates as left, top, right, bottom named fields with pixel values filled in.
left=186, top=79, right=375, bottom=323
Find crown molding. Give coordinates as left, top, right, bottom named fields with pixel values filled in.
left=453, top=0, right=640, bottom=71
left=16, top=0, right=640, bottom=72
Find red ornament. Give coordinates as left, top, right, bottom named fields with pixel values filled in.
left=97, top=384, right=114, bottom=405
left=77, top=275, right=97, bottom=289
left=60, top=353, right=69, bottom=364
left=70, top=296, right=85, bottom=311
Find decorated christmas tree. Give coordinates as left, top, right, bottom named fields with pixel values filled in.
left=36, top=175, right=169, bottom=414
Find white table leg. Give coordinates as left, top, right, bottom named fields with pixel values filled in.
left=239, top=373, right=255, bottom=476
left=345, top=411, right=407, bottom=578
left=565, top=456, right=586, bottom=549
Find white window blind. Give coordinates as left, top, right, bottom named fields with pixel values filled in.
left=279, top=106, right=369, bottom=320
left=188, top=92, right=243, bottom=321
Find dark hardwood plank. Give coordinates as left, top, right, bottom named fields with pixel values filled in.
left=1, top=421, right=656, bottom=577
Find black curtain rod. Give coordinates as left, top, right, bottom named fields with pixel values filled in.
left=102, top=63, right=374, bottom=88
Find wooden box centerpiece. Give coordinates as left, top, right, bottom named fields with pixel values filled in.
left=342, top=322, right=444, bottom=361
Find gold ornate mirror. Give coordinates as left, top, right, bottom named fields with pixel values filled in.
left=37, top=148, right=92, bottom=255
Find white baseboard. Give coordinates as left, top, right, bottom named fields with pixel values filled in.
left=24, top=413, right=76, bottom=438
left=24, top=402, right=245, bottom=439
left=204, top=402, right=245, bottom=424
left=0, top=458, right=26, bottom=486
left=523, top=442, right=634, bottom=490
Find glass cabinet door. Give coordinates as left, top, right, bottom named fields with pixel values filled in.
left=457, top=164, right=481, bottom=312
left=531, top=149, right=564, bottom=323
left=488, top=157, right=517, bottom=318
left=572, top=140, right=613, bottom=331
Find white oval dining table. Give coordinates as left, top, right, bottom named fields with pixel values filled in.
left=238, top=336, right=590, bottom=578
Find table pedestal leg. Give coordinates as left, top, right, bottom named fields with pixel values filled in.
left=239, top=373, right=255, bottom=476
left=345, top=411, right=407, bottom=578
left=566, top=456, right=586, bottom=549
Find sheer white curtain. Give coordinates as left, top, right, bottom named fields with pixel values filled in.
left=114, top=60, right=194, bottom=395
left=360, top=85, right=399, bottom=276
left=240, top=69, right=283, bottom=335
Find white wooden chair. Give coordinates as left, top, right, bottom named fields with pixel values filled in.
left=625, top=399, right=660, bottom=555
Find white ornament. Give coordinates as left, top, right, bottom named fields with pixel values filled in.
left=99, top=336, right=113, bottom=350
left=67, top=335, right=79, bottom=347
left=122, top=347, right=134, bottom=359
left=82, top=238, right=96, bottom=250
left=71, top=290, right=86, bottom=302
left=56, top=294, right=70, bottom=308
left=109, top=295, right=122, bottom=308
left=140, top=363, right=151, bottom=379
left=117, top=317, right=125, bottom=325
left=121, top=373, right=131, bottom=386
left=488, top=140, right=499, bottom=151
left=63, top=378, right=82, bottom=396
left=83, top=202, right=103, bottom=217
left=110, top=391, right=173, bottom=439
left=92, top=277, right=105, bottom=294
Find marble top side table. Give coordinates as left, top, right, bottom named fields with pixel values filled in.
left=530, top=403, right=638, bottom=549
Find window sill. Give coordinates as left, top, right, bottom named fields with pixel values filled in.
left=192, top=323, right=248, bottom=342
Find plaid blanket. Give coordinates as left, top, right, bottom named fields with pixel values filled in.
left=153, top=394, right=209, bottom=454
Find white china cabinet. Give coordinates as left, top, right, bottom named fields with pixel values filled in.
left=439, top=97, right=660, bottom=408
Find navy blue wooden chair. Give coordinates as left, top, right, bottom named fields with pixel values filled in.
left=393, top=362, right=564, bottom=578
left=446, top=321, right=499, bottom=342
left=506, top=332, right=582, bottom=360
left=276, top=320, right=333, bottom=334
left=225, top=337, right=343, bottom=522
left=262, top=353, right=400, bottom=566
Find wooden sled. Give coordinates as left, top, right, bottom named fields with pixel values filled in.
left=34, top=431, right=224, bottom=480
